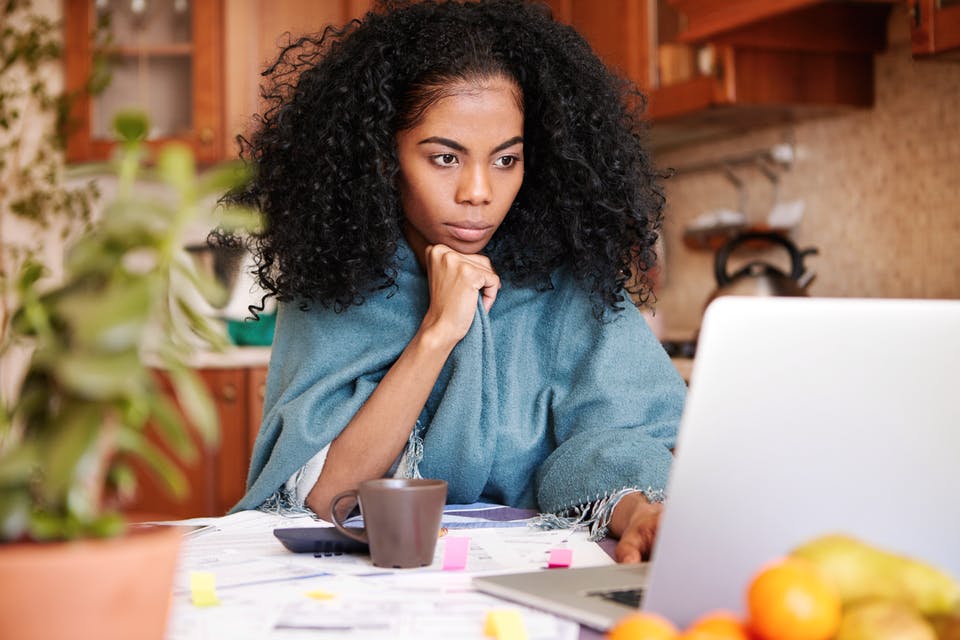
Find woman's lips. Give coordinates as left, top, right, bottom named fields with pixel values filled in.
left=446, top=223, right=491, bottom=243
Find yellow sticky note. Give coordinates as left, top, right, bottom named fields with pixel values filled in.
left=190, top=571, right=220, bottom=607
left=484, top=609, right=528, bottom=640
left=305, top=589, right=336, bottom=600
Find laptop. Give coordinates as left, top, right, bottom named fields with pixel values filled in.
left=474, top=296, right=960, bottom=630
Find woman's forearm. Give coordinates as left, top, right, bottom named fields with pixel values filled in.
left=305, top=325, right=457, bottom=521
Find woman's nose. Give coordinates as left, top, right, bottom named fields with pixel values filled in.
left=456, top=163, right=492, bottom=205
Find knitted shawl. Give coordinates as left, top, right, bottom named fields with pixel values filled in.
left=233, top=243, right=686, bottom=515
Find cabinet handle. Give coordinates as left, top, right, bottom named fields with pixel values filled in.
left=199, top=127, right=215, bottom=145
left=258, top=382, right=266, bottom=400
left=221, top=383, right=237, bottom=403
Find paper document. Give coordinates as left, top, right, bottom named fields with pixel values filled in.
left=164, top=506, right=612, bottom=639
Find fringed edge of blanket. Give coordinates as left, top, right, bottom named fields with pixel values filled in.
left=258, top=419, right=427, bottom=518
left=395, top=419, right=425, bottom=479
left=531, top=486, right=666, bottom=541
left=257, top=486, right=318, bottom=518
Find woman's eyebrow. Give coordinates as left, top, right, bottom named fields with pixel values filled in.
left=417, top=136, right=524, bottom=154
left=492, top=136, right=523, bottom=153
left=418, top=136, right=466, bottom=151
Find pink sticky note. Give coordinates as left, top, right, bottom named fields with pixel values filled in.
left=547, top=548, right=573, bottom=568
left=442, top=536, right=470, bottom=570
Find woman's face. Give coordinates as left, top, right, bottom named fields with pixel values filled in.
left=396, top=76, right=524, bottom=259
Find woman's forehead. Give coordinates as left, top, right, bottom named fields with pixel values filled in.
left=419, top=76, right=522, bottom=118
left=410, top=80, right=522, bottom=135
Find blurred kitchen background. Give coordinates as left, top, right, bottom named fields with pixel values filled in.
left=8, top=0, right=959, bottom=334
left=1, top=1, right=958, bottom=515
left=650, top=3, right=959, bottom=338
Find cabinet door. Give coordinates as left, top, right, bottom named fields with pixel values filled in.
left=223, top=0, right=373, bottom=159
left=668, top=0, right=822, bottom=41
left=246, top=365, right=269, bottom=453
left=908, top=0, right=960, bottom=57
left=543, top=0, right=655, bottom=89
left=123, top=370, right=221, bottom=520
left=206, top=368, right=251, bottom=515
left=63, top=0, right=225, bottom=163
left=125, top=367, right=255, bottom=520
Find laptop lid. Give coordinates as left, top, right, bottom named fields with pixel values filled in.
left=642, top=296, right=960, bottom=626
left=474, top=296, right=960, bottom=630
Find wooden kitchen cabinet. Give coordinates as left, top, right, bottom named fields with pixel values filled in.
left=124, top=365, right=267, bottom=520
left=63, top=0, right=374, bottom=163
left=63, top=0, right=225, bottom=164
left=544, top=0, right=894, bottom=150
left=543, top=0, right=655, bottom=89
left=669, top=0, right=840, bottom=42
left=908, top=0, right=960, bottom=58
left=222, top=0, right=374, bottom=160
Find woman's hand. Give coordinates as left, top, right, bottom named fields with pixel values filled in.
left=419, top=244, right=501, bottom=347
left=609, top=492, right=664, bottom=564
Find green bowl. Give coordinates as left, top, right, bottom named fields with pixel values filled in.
left=225, top=312, right=276, bottom=346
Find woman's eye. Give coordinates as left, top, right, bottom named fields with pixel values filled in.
left=431, top=153, right=458, bottom=167
left=494, top=155, right=519, bottom=168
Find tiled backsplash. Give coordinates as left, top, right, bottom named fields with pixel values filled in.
left=651, top=11, right=960, bottom=335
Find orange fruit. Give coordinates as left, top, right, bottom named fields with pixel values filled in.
left=678, top=631, right=742, bottom=640
left=746, top=557, right=841, bottom=640
left=607, top=612, right=679, bottom=640
left=681, top=610, right=751, bottom=640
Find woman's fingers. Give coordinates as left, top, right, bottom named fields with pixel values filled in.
left=614, top=536, right=643, bottom=564
left=453, top=250, right=501, bottom=313
left=610, top=495, right=663, bottom=564
left=422, top=244, right=501, bottom=343
left=479, top=277, right=499, bottom=313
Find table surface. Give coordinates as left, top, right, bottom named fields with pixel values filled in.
left=163, top=505, right=629, bottom=640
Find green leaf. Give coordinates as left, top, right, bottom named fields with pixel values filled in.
left=115, top=428, right=188, bottom=499
left=62, top=238, right=120, bottom=277
left=55, top=278, right=154, bottom=351
left=197, top=160, right=251, bottom=198
left=41, top=403, right=103, bottom=503
left=54, top=350, right=147, bottom=400
left=0, top=443, right=39, bottom=488
left=166, top=365, right=219, bottom=447
left=157, top=142, right=196, bottom=198
left=146, top=393, right=198, bottom=462
left=87, top=512, right=125, bottom=538
left=119, top=391, right=151, bottom=431
left=214, top=205, right=263, bottom=235
left=97, top=198, right=173, bottom=243
left=107, top=461, right=137, bottom=504
left=0, top=489, right=32, bottom=542
left=17, top=259, right=46, bottom=290
left=172, top=296, right=231, bottom=352
left=11, top=372, right=55, bottom=424
left=174, top=247, right=229, bottom=308
left=112, top=109, right=149, bottom=142
left=29, top=511, right=68, bottom=541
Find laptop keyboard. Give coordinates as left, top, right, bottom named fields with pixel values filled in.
left=587, top=587, right=644, bottom=608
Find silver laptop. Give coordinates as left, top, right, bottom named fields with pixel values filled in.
left=474, top=296, right=960, bottom=630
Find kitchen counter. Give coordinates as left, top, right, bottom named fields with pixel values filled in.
left=184, top=345, right=688, bottom=383
left=183, top=346, right=272, bottom=369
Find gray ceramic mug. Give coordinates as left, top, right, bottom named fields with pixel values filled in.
left=330, top=478, right=447, bottom=568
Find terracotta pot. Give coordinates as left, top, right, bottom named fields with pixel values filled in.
left=0, top=525, right=181, bottom=640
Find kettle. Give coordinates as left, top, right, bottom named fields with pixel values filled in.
left=707, top=231, right=817, bottom=303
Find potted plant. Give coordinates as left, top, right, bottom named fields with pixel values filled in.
left=0, top=110, right=256, bottom=640
left=0, top=0, right=107, bottom=344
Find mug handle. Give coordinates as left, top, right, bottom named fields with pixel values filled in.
left=329, top=489, right=368, bottom=543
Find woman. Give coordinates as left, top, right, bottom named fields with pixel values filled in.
left=229, top=0, right=686, bottom=563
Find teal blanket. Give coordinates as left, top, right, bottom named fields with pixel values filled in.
left=234, top=243, right=686, bottom=514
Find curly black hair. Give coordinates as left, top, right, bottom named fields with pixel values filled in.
left=226, top=0, right=665, bottom=314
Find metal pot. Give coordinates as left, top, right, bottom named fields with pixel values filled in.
left=707, top=231, right=817, bottom=304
